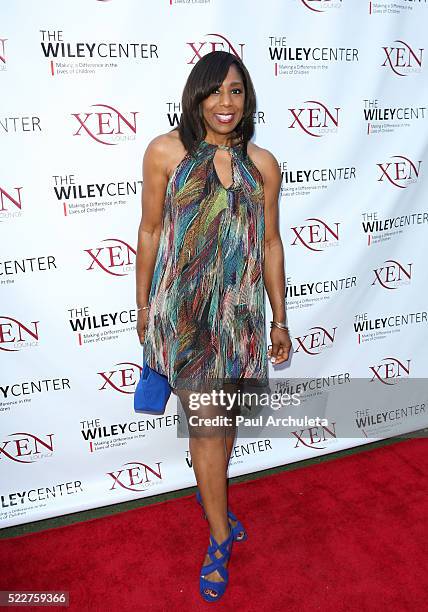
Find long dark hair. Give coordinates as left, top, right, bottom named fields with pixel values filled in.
left=176, top=51, right=257, bottom=157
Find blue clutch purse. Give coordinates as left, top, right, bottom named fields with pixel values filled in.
left=134, top=361, right=172, bottom=415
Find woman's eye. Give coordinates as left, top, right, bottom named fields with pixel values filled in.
left=211, top=88, right=242, bottom=95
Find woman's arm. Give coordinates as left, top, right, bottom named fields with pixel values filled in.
left=262, top=151, right=286, bottom=325
left=135, top=136, right=169, bottom=344
left=252, top=145, right=291, bottom=364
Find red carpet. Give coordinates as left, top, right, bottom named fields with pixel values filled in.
left=1, top=438, right=426, bottom=611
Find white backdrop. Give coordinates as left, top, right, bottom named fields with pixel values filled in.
left=1, top=0, right=427, bottom=528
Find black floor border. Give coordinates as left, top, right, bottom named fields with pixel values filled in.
left=1, top=429, right=426, bottom=540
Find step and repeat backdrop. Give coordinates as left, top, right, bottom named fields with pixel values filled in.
left=1, top=0, right=427, bottom=528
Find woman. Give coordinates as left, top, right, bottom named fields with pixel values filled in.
left=135, top=50, right=291, bottom=602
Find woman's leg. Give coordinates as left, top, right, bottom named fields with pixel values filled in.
left=177, top=386, right=231, bottom=540
left=223, top=390, right=247, bottom=539
left=189, top=434, right=229, bottom=543
left=177, top=383, right=238, bottom=597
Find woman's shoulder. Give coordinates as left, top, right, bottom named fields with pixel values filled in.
left=143, top=129, right=187, bottom=177
left=144, top=128, right=184, bottom=156
left=247, top=141, right=279, bottom=169
left=247, top=141, right=281, bottom=184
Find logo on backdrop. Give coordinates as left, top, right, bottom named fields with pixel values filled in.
left=84, top=238, right=136, bottom=276
left=81, top=416, right=179, bottom=453
left=285, top=275, right=357, bottom=311
left=288, top=101, right=340, bottom=136
left=186, top=33, right=245, bottom=63
left=361, top=211, right=428, bottom=246
left=0, top=317, right=40, bottom=352
left=186, top=439, right=273, bottom=469
left=291, top=423, right=337, bottom=451
left=294, top=326, right=337, bottom=355
left=369, top=357, right=411, bottom=385
left=290, top=219, right=340, bottom=252
left=277, top=374, right=350, bottom=405
left=268, top=35, right=357, bottom=76
left=370, top=1, right=426, bottom=15
left=98, top=362, right=142, bottom=394
left=52, top=174, right=142, bottom=217
left=107, top=461, right=163, bottom=492
left=0, top=377, right=71, bottom=412
left=171, top=0, right=212, bottom=5
left=71, top=105, right=139, bottom=145
left=382, top=40, right=424, bottom=76
left=372, top=260, right=412, bottom=290
left=0, top=432, right=54, bottom=463
left=68, top=306, right=137, bottom=346
left=1, top=482, right=83, bottom=516
left=377, top=155, right=421, bottom=188
left=0, top=115, right=42, bottom=135
left=353, top=311, right=427, bottom=344
left=228, top=439, right=273, bottom=461
left=355, top=402, right=426, bottom=438
left=40, top=30, right=159, bottom=76
left=0, top=255, right=57, bottom=287
left=279, top=159, right=356, bottom=199
left=356, top=361, right=425, bottom=436
left=299, top=0, right=343, bottom=12
left=0, top=185, right=23, bottom=220
left=0, top=38, right=7, bottom=69
left=364, top=99, right=427, bottom=135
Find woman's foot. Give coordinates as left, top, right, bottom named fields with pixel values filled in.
left=201, top=548, right=229, bottom=597
left=200, top=527, right=233, bottom=600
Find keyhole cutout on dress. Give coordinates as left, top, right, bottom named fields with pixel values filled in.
left=212, top=148, right=234, bottom=191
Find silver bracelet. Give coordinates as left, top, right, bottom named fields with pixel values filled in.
left=137, top=305, right=149, bottom=312
left=270, top=320, right=288, bottom=330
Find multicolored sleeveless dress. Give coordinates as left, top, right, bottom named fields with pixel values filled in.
left=142, top=137, right=269, bottom=394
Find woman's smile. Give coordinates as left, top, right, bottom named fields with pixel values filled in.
left=214, top=113, right=235, bottom=124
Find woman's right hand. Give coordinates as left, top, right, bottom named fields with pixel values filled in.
left=137, top=309, right=148, bottom=345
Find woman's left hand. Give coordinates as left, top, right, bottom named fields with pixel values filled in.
left=267, top=326, right=292, bottom=364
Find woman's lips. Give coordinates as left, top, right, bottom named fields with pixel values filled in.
left=214, top=113, right=235, bottom=124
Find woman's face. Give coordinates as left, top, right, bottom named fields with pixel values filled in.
left=200, top=63, right=245, bottom=140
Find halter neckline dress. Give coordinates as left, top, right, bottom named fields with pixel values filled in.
left=143, top=137, right=269, bottom=393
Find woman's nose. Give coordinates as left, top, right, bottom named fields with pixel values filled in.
left=219, top=92, right=233, bottom=106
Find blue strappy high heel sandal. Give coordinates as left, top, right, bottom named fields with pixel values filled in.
left=196, top=489, right=248, bottom=542
left=200, top=525, right=234, bottom=602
